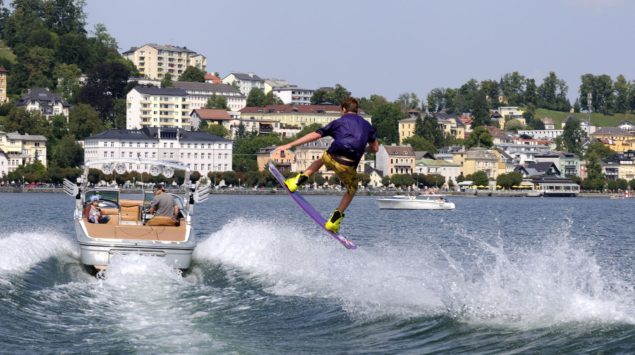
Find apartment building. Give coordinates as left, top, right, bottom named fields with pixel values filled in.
left=0, top=150, right=8, bottom=177
left=122, top=43, right=207, bottom=80
left=0, top=131, right=47, bottom=171
left=256, top=145, right=295, bottom=173
left=0, top=67, right=7, bottom=103
left=273, top=86, right=314, bottom=105
left=534, top=151, right=580, bottom=177
left=126, top=86, right=190, bottom=130
left=376, top=144, right=416, bottom=176
left=172, top=81, right=246, bottom=112
left=15, top=87, right=70, bottom=119
left=459, top=147, right=514, bottom=180
left=222, top=72, right=265, bottom=96
left=84, top=127, right=233, bottom=174
left=240, top=104, right=371, bottom=129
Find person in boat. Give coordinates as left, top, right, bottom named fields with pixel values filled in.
left=148, top=183, right=180, bottom=226
left=88, top=195, right=110, bottom=224
left=274, top=97, right=379, bottom=233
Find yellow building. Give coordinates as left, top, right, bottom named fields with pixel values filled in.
left=122, top=43, right=207, bottom=80
left=398, top=117, right=416, bottom=144
left=240, top=104, right=371, bottom=128
left=256, top=146, right=295, bottom=172
left=590, top=127, right=635, bottom=153
left=0, top=131, right=47, bottom=171
left=0, top=67, right=7, bottom=103
left=458, top=147, right=513, bottom=180
left=618, top=162, right=635, bottom=181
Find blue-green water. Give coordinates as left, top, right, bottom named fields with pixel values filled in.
left=0, top=193, right=633, bottom=353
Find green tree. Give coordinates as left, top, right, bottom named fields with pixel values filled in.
left=53, top=63, right=81, bottom=100
left=294, top=123, right=322, bottom=138
left=43, top=0, right=87, bottom=35
left=561, top=116, right=585, bottom=155
left=469, top=170, right=489, bottom=187
left=4, top=107, right=50, bottom=136
left=202, top=123, right=229, bottom=138
left=499, top=72, right=526, bottom=105
left=583, top=153, right=606, bottom=191
left=470, top=89, right=490, bottom=128
left=161, top=72, right=173, bottom=88
left=613, top=74, right=630, bottom=113
left=403, top=135, right=436, bottom=153
left=77, top=61, right=131, bottom=125
left=585, top=141, right=615, bottom=160
left=178, top=66, right=205, bottom=82
left=364, top=99, right=402, bottom=144
left=396, top=92, right=420, bottom=110
left=205, top=94, right=227, bottom=109
left=51, top=134, right=83, bottom=167
left=390, top=174, right=415, bottom=188
left=246, top=87, right=266, bottom=107
left=480, top=79, right=500, bottom=109
left=310, top=84, right=351, bottom=105
left=68, top=103, right=104, bottom=139
left=496, top=171, right=522, bottom=189
left=465, top=126, right=493, bottom=148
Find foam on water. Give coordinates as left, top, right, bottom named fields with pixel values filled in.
left=30, top=254, right=225, bottom=353
left=194, top=217, right=635, bottom=329
left=0, top=230, right=78, bottom=274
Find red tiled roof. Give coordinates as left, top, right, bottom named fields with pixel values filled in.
left=0, top=67, right=7, bottom=73
left=191, top=108, right=232, bottom=120
left=204, top=73, right=222, bottom=84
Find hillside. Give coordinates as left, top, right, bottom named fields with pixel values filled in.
left=534, top=108, right=635, bottom=128
left=0, top=40, right=16, bottom=63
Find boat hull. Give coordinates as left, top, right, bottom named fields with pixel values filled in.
left=377, top=198, right=455, bottom=210
left=74, top=221, right=196, bottom=270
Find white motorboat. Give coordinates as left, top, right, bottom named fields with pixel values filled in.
left=64, top=158, right=209, bottom=272
left=377, top=194, right=455, bottom=210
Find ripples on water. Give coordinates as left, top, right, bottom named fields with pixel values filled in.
left=0, top=193, right=633, bottom=353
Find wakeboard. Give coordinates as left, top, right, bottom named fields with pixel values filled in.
left=268, top=162, right=357, bottom=249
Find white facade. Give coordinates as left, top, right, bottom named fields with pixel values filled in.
left=126, top=87, right=191, bottom=130
left=517, top=129, right=564, bottom=140
left=0, top=151, right=8, bottom=177
left=222, top=73, right=265, bottom=96
left=273, top=87, right=314, bottom=105
left=495, top=143, right=551, bottom=165
left=84, top=129, right=233, bottom=174
left=415, top=159, right=461, bottom=184
left=173, top=81, right=247, bottom=112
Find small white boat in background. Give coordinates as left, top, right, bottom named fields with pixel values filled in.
left=377, top=194, right=455, bottom=210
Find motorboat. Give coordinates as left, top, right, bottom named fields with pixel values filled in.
left=64, top=158, right=209, bottom=272
left=377, top=194, right=455, bottom=210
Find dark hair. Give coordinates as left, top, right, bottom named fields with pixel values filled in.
left=153, top=183, right=164, bottom=191
left=341, top=97, right=359, bottom=113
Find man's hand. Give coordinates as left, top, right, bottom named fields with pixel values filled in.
left=274, top=144, right=292, bottom=155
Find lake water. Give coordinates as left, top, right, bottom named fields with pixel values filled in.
left=0, top=193, right=633, bottom=353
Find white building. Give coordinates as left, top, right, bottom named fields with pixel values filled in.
left=0, top=150, right=8, bottom=177
left=15, top=87, right=70, bottom=119
left=495, top=142, right=551, bottom=165
left=172, top=81, right=246, bottom=112
left=415, top=158, right=461, bottom=184
left=122, top=43, right=207, bottom=80
left=222, top=72, right=265, bottom=96
left=84, top=127, right=233, bottom=174
left=273, top=86, right=314, bottom=105
left=517, top=129, right=564, bottom=140
left=126, top=86, right=190, bottom=130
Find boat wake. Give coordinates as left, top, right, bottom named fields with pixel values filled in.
left=0, top=230, right=78, bottom=275
left=194, top=217, right=635, bottom=329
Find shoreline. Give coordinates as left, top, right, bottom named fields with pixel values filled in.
left=0, top=187, right=620, bottom=198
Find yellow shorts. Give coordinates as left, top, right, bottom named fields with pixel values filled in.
left=322, top=152, right=359, bottom=195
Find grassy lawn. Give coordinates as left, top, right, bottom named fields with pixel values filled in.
left=534, top=108, right=635, bottom=128
left=0, top=40, right=16, bottom=63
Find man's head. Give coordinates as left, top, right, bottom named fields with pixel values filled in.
left=153, top=184, right=165, bottom=194
left=90, top=195, right=100, bottom=205
left=341, top=97, right=359, bottom=114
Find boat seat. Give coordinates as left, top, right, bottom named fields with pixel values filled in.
left=119, top=199, right=143, bottom=222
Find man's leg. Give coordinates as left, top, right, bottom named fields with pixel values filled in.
left=303, top=159, right=324, bottom=177
left=337, top=191, right=354, bottom=213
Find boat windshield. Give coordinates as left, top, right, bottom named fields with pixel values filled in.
left=86, top=190, right=119, bottom=205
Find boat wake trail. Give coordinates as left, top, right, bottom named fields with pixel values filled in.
left=0, top=230, right=78, bottom=275
left=194, top=217, right=635, bottom=328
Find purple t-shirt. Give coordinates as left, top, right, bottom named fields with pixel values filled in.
left=316, top=113, right=377, bottom=164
